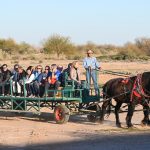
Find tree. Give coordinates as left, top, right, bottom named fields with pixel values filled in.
left=43, top=34, right=75, bottom=58
left=135, top=38, right=150, bottom=55
left=18, top=42, right=35, bottom=54
left=123, top=42, right=142, bottom=56
left=0, top=38, right=19, bottom=54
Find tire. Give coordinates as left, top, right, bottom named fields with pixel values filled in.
left=87, top=114, right=97, bottom=122
left=54, top=105, right=70, bottom=124
left=86, top=103, right=101, bottom=122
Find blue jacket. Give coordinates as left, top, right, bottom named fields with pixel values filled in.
left=33, top=71, right=44, bottom=83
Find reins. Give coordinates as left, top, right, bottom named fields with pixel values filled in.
left=100, top=69, right=131, bottom=78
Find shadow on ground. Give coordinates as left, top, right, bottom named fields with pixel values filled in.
left=0, top=110, right=99, bottom=125
left=0, top=131, right=150, bottom=150
left=0, top=110, right=145, bottom=127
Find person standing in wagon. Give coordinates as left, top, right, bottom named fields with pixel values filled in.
left=83, top=49, right=101, bottom=95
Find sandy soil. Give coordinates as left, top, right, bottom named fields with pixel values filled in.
left=0, top=108, right=150, bottom=149
left=0, top=61, right=150, bottom=149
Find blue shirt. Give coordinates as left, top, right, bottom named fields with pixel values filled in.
left=33, top=71, right=44, bottom=83
left=47, top=70, right=61, bottom=81
left=83, top=57, right=100, bottom=69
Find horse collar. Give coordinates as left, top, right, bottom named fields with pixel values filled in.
left=130, top=73, right=150, bottom=102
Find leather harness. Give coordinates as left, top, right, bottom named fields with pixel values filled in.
left=122, top=74, right=150, bottom=104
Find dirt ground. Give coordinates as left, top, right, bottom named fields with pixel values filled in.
left=0, top=61, right=150, bottom=149
left=0, top=108, right=150, bottom=150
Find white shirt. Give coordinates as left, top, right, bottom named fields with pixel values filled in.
left=25, top=74, right=35, bottom=84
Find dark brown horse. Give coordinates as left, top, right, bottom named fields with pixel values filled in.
left=100, top=72, right=150, bottom=128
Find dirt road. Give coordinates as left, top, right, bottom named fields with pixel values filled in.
left=0, top=109, right=150, bottom=150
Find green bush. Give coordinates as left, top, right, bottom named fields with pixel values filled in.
left=97, top=54, right=150, bottom=61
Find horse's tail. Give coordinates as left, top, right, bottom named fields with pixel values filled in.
left=102, top=84, right=112, bottom=117
left=106, top=98, right=112, bottom=117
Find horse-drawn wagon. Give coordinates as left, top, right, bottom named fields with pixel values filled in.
left=0, top=70, right=149, bottom=128
left=0, top=70, right=101, bottom=124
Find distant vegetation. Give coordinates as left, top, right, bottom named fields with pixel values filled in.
left=0, top=35, right=150, bottom=61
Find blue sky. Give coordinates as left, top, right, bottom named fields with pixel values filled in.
left=0, top=0, right=150, bottom=46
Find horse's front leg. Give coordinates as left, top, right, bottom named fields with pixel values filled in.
left=141, top=104, right=150, bottom=126
left=115, top=102, right=122, bottom=127
left=126, top=103, right=135, bottom=128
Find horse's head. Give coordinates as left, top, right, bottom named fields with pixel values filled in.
left=143, top=71, right=150, bottom=85
left=142, top=72, right=150, bottom=99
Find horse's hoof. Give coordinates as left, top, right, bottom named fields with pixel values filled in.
left=141, top=122, right=146, bottom=127
left=141, top=120, right=150, bottom=127
left=127, top=124, right=133, bottom=128
left=116, top=123, right=122, bottom=128
left=147, top=120, right=150, bottom=126
left=141, top=120, right=147, bottom=127
left=99, top=120, right=104, bottom=124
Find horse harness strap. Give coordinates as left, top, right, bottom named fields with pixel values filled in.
left=130, top=74, right=150, bottom=102
left=121, top=78, right=131, bottom=97
left=138, top=74, right=150, bottom=98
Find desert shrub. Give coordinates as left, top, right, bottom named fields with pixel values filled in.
left=72, top=55, right=82, bottom=60
left=11, top=56, right=19, bottom=60
left=11, top=60, right=19, bottom=64
left=39, top=60, right=43, bottom=63
left=138, top=55, right=150, bottom=61
left=97, top=55, right=110, bottom=61
left=22, top=57, right=28, bottom=60
left=30, top=56, right=36, bottom=60
left=43, top=34, right=76, bottom=59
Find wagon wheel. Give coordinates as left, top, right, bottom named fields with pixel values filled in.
left=87, top=113, right=97, bottom=122
left=54, top=105, right=70, bottom=124
left=86, top=103, right=101, bottom=122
